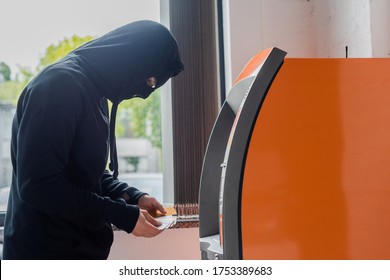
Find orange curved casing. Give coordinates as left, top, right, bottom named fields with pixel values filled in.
left=234, top=48, right=273, bottom=84
left=241, top=58, right=390, bottom=259
left=198, top=48, right=287, bottom=260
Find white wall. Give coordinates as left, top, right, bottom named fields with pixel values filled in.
left=312, top=0, right=372, bottom=58
left=370, top=0, right=390, bottom=57
left=109, top=228, right=200, bottom=260
left=224, top=0, right=389, bottom=90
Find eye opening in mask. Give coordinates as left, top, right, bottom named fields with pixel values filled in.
left=146, top=77, right=157, bottom=88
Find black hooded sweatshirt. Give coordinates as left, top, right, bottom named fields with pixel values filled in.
left=3, top=20, right=184, bottom=260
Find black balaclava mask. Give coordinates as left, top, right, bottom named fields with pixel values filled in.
left=71, top=20, right=184, bottom=179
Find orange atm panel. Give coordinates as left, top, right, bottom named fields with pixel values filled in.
left=199, top=47, right=390, bottom=260
left=242, top=58, right=390, bottom=259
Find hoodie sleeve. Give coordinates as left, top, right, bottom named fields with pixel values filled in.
left=101, top=170, right=147, bottom=204
left=15, top=68, right=138, bottom=233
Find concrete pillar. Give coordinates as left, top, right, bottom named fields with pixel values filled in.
left=224, top=0, right=380, bottom=90
left=312, top=0, right=372, bottom=57
left=370, top=0, right=390, bottom=57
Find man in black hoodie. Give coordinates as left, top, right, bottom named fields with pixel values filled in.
left=3, top=20, right=184, bottom=259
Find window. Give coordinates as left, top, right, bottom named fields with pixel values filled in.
left=0, top=103, right=14, bottom=211
left=0, top=0, right=165, bottom=215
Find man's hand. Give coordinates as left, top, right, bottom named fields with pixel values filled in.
left=138, top=194, right=167, bottom=215
left=132, top=209, right=163, bottom=238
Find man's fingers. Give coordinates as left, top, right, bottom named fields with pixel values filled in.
left=156, top=203, right=166, bottom=215
left=132, top=211, right=163, bottom=238
left=143, top=220, right=163, bottom=237
left=143, top=210, right=162, bottom=226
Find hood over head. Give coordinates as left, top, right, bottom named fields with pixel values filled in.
left=72, top=20, right=184, bottom=102
left=71, top=20, right=184, bottom=179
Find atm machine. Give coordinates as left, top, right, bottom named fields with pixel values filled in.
left=199, top=47, right=390, bottom=260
